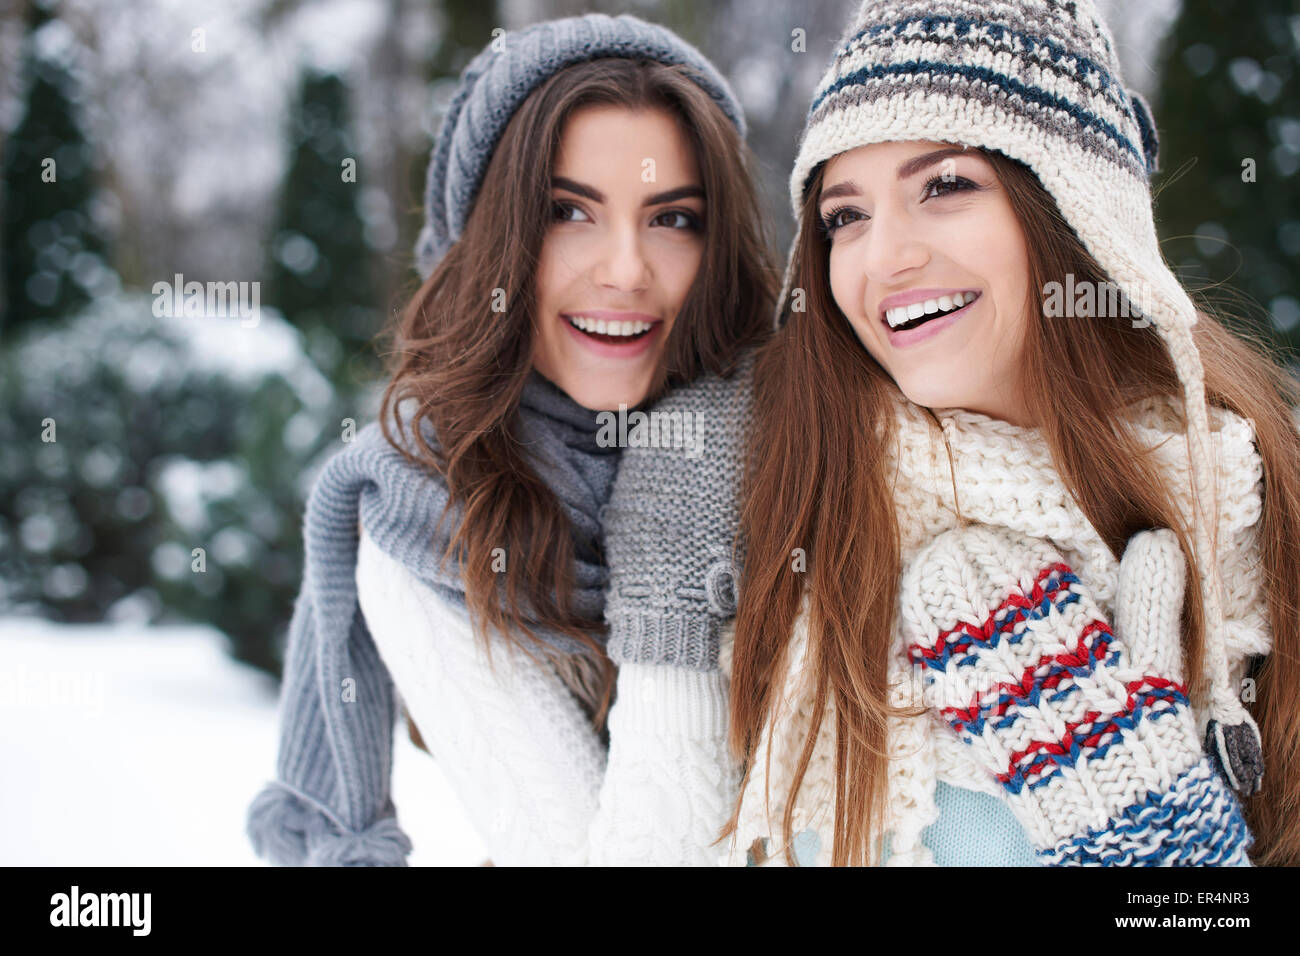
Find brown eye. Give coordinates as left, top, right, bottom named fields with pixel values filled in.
left=652, top=209, right=701, bottom=231
left=820, top=206, right=866, bottom=236
left=922, top=176, right=977, bottom=200
left=552, top=201, right=589, bottom=223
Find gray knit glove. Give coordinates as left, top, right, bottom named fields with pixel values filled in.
left=600, top=350, right=756, bottom=670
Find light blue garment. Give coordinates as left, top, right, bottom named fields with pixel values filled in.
left=877, top=781, right=1041, bottom=866
left=905, top=780, right=1253, bottom=866
left=921, top=782, right=1041, bottom=866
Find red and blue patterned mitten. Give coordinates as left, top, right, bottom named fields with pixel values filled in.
left=901, top=525, right=1252, bottom=866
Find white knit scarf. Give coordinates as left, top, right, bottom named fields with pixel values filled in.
left=725, top=390, right=1266, bottom=866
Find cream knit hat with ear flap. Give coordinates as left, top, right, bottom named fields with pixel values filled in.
left=776, top=0, right=1263, bottom=794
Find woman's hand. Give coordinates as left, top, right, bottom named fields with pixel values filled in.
left=901, top=524, right=1253, bottom=866
left=599, top=352, right=754, bottom=671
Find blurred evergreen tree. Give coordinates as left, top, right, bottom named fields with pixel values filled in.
left=429, top=0, right=500, bottom=79
left=0, top=292, right=345, bottom=677
left=1152, top=0, right=1299, bottom=361
left=404, top=0, right=501, bottom=278
left=265, top=70, right=379, bottom=392
left=1, top=1, right=112, bottom=340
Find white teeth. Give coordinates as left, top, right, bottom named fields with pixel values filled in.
left=882, top=292, right=979, bottom=329
left=567, top=315, right=653, bottom=336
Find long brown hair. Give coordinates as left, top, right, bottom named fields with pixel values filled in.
left=725, top=147, right=1300, bottom=866
left=376, top=58, right=775, bottom=730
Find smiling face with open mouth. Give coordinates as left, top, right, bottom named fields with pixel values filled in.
left=531, top=104, right=705, bottom=412
left=819, top=140, right=1034, bottom=425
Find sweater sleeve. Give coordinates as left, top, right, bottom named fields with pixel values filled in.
left=586, top=661, right=737, bottom=866
left=355, top=527, right=737, bottom=865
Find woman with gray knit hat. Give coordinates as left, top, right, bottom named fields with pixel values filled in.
left=603, top=0, right=1300, bottom=866
left=244, top=13, right=775, bottom=865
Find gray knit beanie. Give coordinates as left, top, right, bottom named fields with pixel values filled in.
left=414, top=12, right=747, bottom=280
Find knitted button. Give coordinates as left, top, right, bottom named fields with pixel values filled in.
left=704, top=559, right=737, bottom=615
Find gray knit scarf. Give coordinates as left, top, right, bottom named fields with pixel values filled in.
left=357, top=369, right=623, bottom=648
left=245, top=368, right=620, bottom=866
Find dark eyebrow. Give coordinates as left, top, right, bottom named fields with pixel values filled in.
left=818, top=180, right=860, bottom=205
left=644, top=184, right=705, bottom=206
left=896, top=146, right=974, bottom=181
left=553, top=177, right=604, bottom=202
left=552, top=177, right=705, bottom=207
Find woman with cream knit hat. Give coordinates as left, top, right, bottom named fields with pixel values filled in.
left=601, top=0, right=1300, bottom=866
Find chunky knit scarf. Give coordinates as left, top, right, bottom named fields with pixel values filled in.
left=726, top=390, right=1268, bottom=866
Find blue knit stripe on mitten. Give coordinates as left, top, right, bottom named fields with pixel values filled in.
left=1042, top=757, right=1253, bottom=866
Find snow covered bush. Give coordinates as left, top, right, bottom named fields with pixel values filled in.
left=0, top=290, right=367, bottom=675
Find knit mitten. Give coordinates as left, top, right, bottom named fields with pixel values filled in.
left=599, top=350, right=755, bottom=670
left=901, top=524, right=1253, bottom=866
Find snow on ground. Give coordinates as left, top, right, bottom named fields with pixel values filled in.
left=0, top=616, right=488, bottom=866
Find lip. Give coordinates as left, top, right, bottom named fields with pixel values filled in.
left=881, top=291, right=982, bottom=348
left=561, top=311, right=663, bottom=359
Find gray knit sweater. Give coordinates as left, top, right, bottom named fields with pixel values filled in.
left=245, top=370, right=620, bottom=866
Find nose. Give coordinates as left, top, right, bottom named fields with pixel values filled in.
left=592, top=223, right=651, bottom=293
left=859, top=205, right=930, bottom=286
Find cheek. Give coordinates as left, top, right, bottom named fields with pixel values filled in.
left=535, top=237, right=577, bottom=305
left=827, top=249, right=875, bottom=343
left=657, top=240, right=704, bottom=306
left=826, top=248, right=849, bottom=311
left=990, top=241, right=1032, bottom=347
left=977, top=211, right=1031, bottom=311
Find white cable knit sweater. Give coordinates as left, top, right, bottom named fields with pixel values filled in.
left=724, top=392, right=1269, bottom=867
left=355, top=526, right=740, bottom=866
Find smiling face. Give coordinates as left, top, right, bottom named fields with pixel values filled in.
left=531, top=105, right=705, bottom=411
left=818, top=140, right=1034, bottom=425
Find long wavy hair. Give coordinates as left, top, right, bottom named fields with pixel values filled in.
left=375, top=58, right=775, bottom=730
left=723, top=148, right=1300, bottom=866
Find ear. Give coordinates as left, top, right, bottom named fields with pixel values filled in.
left=1128, top=90, right=1160, bottom=177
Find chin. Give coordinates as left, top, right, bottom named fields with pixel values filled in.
left=562, top=378, right=649, bottom=413
left=894, top=377, right=965, bottom=413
